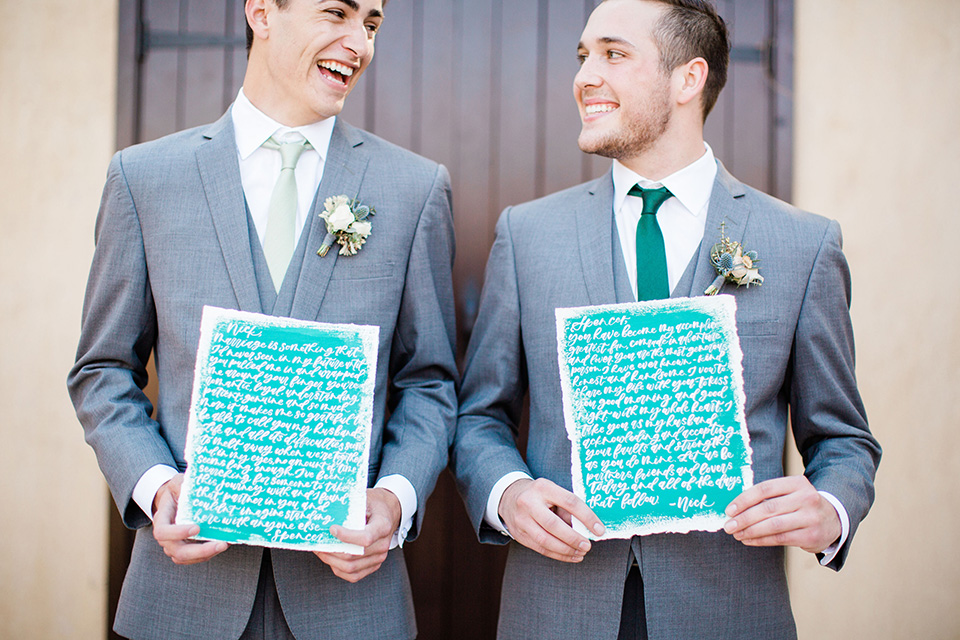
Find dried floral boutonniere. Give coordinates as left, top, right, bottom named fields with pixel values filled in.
left=704, top=223, right=764, bottom=295
left=317, top=195, right=375, bottom=257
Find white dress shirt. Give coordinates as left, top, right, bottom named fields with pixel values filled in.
left=485, top=145, right=848, bottom=565
left=132, top=89, right=417, bottom=548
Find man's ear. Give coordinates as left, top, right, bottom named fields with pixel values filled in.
left=674, top=57, right=709, bottom=108
left=245, top=0, right=272, bottom=43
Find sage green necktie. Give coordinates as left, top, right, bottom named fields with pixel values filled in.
left=629, top=184, right=673, bottom=301
left=262, top=136, right=311, bottom=292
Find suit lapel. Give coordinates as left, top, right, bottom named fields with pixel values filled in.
left=290, top=119, right=371, bottom=321
left=575, top=173, right=619, bottom=306
left=681, top=161, right=751, bottom=297
left=196, top=111, right=262, bottom=313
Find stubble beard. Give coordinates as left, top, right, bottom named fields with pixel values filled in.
left=577, top=87, right=672, bottom=161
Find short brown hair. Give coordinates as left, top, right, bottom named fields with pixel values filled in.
left=644, top=0, right=731, bottom=120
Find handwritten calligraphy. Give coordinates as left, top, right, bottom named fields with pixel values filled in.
left=178, top=308, right=378, bottom=552
left=556, top=297, right=752, bottom=538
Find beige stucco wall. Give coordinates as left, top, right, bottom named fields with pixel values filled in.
left=790, top=0, right=960, bottom=637
left=0, top=1, right=118, bottom=638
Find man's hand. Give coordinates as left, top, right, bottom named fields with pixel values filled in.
left=314, top=487, right=402, bottom=583
left=723, top=475, right=841, bottom=554
left=498, top=478, right=605, bottom=563
left=152, top=474, right=229, bottom=565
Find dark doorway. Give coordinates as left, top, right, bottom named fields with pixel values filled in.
left=111, top=1, right=793, bottom=638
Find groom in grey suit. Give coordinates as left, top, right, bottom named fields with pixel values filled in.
left=68, top=0, right=457, bottom=638
left=452, top=1, right=880, bottom=638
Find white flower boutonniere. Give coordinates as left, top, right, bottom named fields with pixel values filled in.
left=317, top=195, right=376, bottom=257
left=704, top=224, right=764, bottom=295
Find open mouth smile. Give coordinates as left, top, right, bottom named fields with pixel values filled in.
left=318, top=60, right=356, bottom=87
left=583, top=103, right=619, bottom=119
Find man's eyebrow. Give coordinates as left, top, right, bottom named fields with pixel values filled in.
left=577, top=36, right=637, bottom=50
left=598, top=36, right=636, bottom=48
left=329, top=0, right=384, bottom=20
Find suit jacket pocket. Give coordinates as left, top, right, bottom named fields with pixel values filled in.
left=736, top=320, right=780, bottom=337
left=330, top=261, right=397, bottom=281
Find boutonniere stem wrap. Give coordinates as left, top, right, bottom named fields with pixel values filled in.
left=704, top=225, right=763, bottom=295
left=317, top=195, right=375, bottom=257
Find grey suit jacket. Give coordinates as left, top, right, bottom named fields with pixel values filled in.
left=68, top=111, right=458, bottom=640
left=451, top=163, right=880, bottom=640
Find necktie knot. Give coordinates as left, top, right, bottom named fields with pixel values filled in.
left=262, top=136, right=311, bottom=170
left=628, top=184, right=673, bottom=216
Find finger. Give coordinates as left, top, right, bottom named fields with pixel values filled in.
left=511, top=484, right=590, bottom=559
left=530, top=504, right=593, bottom=556
left=315, top=550, right=386, bottom=570
left=513, top=527, right=586, bottom=563
left=361, top=507, right=398, bottom=541
left=167, top=477, right=183, bottom=501
left=514, top=515, right=588, bottom=562
left=725, top=476, right=808, bottom=517
left=512, top=502, right=594, bottom=562
left=555, top=507, right=574, bottom=527
left=152, top=491, right=200, bottom=542
left=329, top=525, right=378, bottom=550
left=724, top=482, right=819, bottom=535
left=728, top=509, right=809, bottom=542
left=153, top=522, right=201, bottom=542
left=733, top=519, right=829, bottom=552
left=314, top=550, right=388, bottom=582
left=731, top=498, right=839, bottom=553
left=540, top=483, right=606, bottom=538
left=736, top=532, right=799, bottom=548
left=162, top=539, right=229, bottom=565
left=335, top=502, right=398, bottom=548
left=152, top=490, right=179, bottom=526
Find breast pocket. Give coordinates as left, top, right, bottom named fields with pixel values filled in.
left=329, top=261, right=398, bottom=281
left=736, top=320, right=781, bottom=337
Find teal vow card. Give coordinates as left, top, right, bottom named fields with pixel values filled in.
left=556, top=296, right=753, bottom=539
left=177, top=306, right=379, bottom=554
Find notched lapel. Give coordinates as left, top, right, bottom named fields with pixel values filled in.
left=196, top=113, right=262, bottom=313
left=290, top=120, right=371, bottom=322
left=576, top=174, right=619, bottom=306
left=682, top=161, right=752, bottom=298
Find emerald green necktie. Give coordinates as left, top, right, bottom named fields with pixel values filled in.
left=262, top=136, right=311, bottom=292
left=629, top=184, right=673, bottom=301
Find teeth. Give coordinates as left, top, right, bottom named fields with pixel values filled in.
left=319, top=61, right=355, bottom=78
left=585, top=104, right=617, bottom=115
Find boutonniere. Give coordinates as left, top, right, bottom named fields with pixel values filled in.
left=317, top=195, right=375, bottom=257
left=704, top=224, right=764, bottom=295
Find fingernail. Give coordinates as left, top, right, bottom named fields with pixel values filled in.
left=723, top=520, right=737, bottom=533
left=725, top=504, right=736, bottom=516
left=593, top=523, right=606, bottom=536
left=579, top=541, right=590, bottom=552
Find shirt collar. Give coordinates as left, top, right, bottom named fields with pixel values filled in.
left=231, top=88, right=336, bottom=161
left=612, top=143, right=718, bottom=216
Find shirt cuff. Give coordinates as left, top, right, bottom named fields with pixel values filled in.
left=374, top=474, right=417, bottom=549
left=817, top=490, right=850, bottom=566
left=132, top=464, right=180, bottom=521
left=484, top=472, right=534, bottom=536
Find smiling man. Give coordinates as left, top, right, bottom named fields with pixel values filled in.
left=68, top=1, right=457, bottom=638
left=451, top=0, right=880, bottom=638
